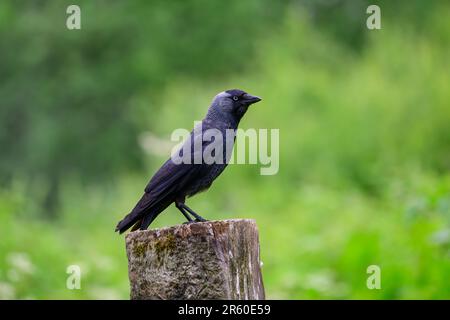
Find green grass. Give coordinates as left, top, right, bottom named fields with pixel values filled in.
left=1, top=170, right=449, bottom=299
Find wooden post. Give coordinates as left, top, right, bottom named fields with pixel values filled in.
left=125, top=219, right=265, bottom=300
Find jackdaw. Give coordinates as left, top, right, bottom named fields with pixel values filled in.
left=115, top=89, right=261, bottom=233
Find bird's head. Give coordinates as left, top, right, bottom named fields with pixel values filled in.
left=208, top=89, right=262, bottom=122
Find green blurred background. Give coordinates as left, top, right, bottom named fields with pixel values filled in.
left=0, top=0, right=449, bottom=299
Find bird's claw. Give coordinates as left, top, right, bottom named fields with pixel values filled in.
left=183, top=218, right=207, bottom=225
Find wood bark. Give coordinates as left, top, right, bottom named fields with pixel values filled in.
left=125, top=219, right=265, bottom=300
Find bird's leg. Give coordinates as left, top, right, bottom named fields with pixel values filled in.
left=175, top=201, right=193, bottom=222
left=180, top=203, right=207, bottom=222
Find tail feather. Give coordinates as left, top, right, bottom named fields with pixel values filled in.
left=115, top=211, right=140, bottom=234
left=115, top=196, right=173, bottom=234
left=116, top=192, right=156, bottom=234
left=139, top=211, right=159, bottom=230
left=130, top=219, right=142, bottom=232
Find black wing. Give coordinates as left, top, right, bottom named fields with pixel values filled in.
left=115, top=159, right=206, bottom=233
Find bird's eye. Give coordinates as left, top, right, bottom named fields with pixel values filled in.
left=232, top=96, right=239, bottom=101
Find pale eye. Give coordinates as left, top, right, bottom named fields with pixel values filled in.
left=232, top=96, right=239, bottom=101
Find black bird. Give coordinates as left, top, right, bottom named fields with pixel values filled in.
left=115, top=89, right=261, bottom=233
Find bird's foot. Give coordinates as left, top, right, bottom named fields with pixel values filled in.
left=182, top=218, right=207, bottom=224
left=187, top=211, right=207, bottom=222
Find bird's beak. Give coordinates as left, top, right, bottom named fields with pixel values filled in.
left=244, top=93, right=262, bottom=105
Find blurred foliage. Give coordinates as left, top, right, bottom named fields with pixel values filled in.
left=0, top=0, right=449, bottom=299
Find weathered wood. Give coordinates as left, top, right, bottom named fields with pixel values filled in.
left=125, top=219, right=265, bottom=300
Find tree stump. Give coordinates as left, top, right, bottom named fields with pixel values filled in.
left=125, top=219, right=265, bottom=300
